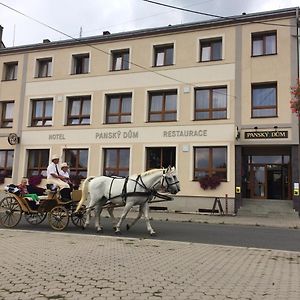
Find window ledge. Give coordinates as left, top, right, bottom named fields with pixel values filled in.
left=34, top=76, right=52, bottom=79
left=1, top=79, right=17, bottom=82
left=152, top=64, right=174, bottom=68
left=251, top=53, right=277, bottom=58
left=70, top=72, right=90, bottom=76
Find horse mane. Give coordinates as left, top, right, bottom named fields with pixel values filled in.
left=139, top=168, right=164, bottom=177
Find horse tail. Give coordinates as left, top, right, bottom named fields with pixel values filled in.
left=75, top=176, right=95, bottom=212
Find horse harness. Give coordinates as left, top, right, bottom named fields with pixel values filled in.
left=107, top=170, right=178, bottom=204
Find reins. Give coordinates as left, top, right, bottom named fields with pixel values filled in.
left=84, top=169, right=178, bottom=211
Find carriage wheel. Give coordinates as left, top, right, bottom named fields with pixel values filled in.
left=0, top=196, right=22, bottom=228
left=24, top=212, right=47, bottom=225
left=71, top=205, right=86, bottom=228
left=48, top=206, right=69, bottom=231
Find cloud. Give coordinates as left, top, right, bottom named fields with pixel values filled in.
left=0, top=0, right=299, bottom=47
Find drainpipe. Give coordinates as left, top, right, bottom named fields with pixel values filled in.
left=297, top=8, right=299, bottom=79
left=296, top=7, right=300, bottom=214
left=12, top=53, right=28, bottom=183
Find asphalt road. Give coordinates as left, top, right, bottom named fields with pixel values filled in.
left=8, top=216, right=300, bottom=252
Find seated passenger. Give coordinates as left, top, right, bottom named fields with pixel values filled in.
left=47, top=155, right=71, bottom=200
left=27, top=175, right=46, bottom=196
left=18, top=178, right=39, bottom=203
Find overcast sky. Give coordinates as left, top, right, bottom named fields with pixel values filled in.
left=0, top=0, right=299, bottom=47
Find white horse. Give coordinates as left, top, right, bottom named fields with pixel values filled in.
left=76, top=167, right=180, bottom=235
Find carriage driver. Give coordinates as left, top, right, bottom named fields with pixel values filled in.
left=47, top=154, right=71, bottom=200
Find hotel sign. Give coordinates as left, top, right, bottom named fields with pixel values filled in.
left=244, top=130, right=288, bottom=139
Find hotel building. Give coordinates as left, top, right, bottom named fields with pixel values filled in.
left=0, top=7, right=299, bottom=214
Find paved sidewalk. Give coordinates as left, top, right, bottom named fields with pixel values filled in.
left=0, top=229, right=300, bottom=300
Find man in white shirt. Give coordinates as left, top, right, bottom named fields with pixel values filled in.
left=47, top=154, right=71, bottom=200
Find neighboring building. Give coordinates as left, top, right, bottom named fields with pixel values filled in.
left=0, top=7, right=299, bottom=213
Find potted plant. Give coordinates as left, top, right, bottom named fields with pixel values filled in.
left=290, top=79, right=300, bottom=117
left=199, top=174, right=222, bottom=190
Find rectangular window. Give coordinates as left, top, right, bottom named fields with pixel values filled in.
left=64, top=148, right=88, bottom=178
left=146, top=147, right=176, bottom=169
left=67, top=96, right=91, bottom=125
left=3, top=62, right=18, bottom=80
left=72, top=53, right=89, bottom=74
left=103, top=148, right=130, bottom=177
left=154, top=44, right=174, bottom=66
left=31, top=98, right=53, bottom=127
left=0, top=150, right=14, bottom=178
left=106, top=93, right=131, bottom=124
left=195, top=87, right=227, bottom=120
left=0, top=101, right=14, bottom=128
left=194, top=147, right=227, bottom=180
left=200, top=38, right=222, bottom=62
left=252, top=83, right=277, bottom=118
left=36, top=58, right=52, bottom=78
left=111, top=49, right=129, bottom=71
left=252, top=31, right=277, bottom=56
left=148, top=90, right=177, bottom=122
left=27, top=149, right=49, bottom=178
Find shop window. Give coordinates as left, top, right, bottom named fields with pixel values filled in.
left=67, top=96, right=91, bottom=125
left=71, top=53, right=89, bottom=74
left=0, top=101, right=14, bottom=128
left=252, top=31, right=277, bottom=56
left=148, top=90, right=177, bottom=122
left=64, top=148, right=88, bottom=178
left=3, top=62, right=18, bottom=81
left=146, top=147, right=176, bottom=169
left=27, top=149, right=49, bottom=178
left=252, top=83, right=277, bottom=118
left=106, top=93, right=131, bottom=124
left=103, top=148, right=130, bottom=177
left=111, top=49, right=129, bottom=71
left=36, top=58, right=52, bottom=78
left=200, top=38, right=222, bottom=62
left=0, top=150, right=14, bottom=178
left=195, top=86, right=227, bottom=120
left=194, top=147, right=227, bottom=180
left=31, top=98, right=53, bottom=127
left=153, top=44, right=174, bottom=66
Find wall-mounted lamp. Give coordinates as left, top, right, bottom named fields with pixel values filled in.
left=235, top=126, right=240, bottom=140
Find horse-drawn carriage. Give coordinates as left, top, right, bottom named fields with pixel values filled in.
left=0, top=167, right=180, bottom=235
left=0, top=186, right=86, bottom=231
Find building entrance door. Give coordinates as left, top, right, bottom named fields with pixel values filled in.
left=249, top=163, right=290, bottom=199
left=251, top=165, right=266, bottom=198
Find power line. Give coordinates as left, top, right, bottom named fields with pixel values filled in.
left=142, top=0, right=297, bottom=27
left=0, top=1, right=188, bottom=85
left=0, top=1, right=286, bottom=102
left=73, top=0, right=213, bottom=37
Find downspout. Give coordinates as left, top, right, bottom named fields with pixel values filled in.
left=296, top=7, right=300, bottom=213
left=12, top=53, right=28, bottom=183
left=297, top=7, right=299, bottom=79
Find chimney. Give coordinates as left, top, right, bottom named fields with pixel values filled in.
left=43, top=39, right=51, bottom=43
left=0, top=25, right=4, bottom=48
left=103, top=31, right=110, bottom=35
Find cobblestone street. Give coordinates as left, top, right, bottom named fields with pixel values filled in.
left=0, top=229, right=300, bottom=299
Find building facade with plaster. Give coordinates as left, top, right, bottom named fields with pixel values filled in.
left=0, top=7, right=299, bottom=213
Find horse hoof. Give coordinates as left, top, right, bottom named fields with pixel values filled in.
left=97, top=228, right=103, bottom=234
left=113, top=226, right=117, bottom=231
left=115, top=230, right=121, bottom=235
left=126, top=224, right=130, bottom=231
left=150, top=231, right=156, bottom=236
